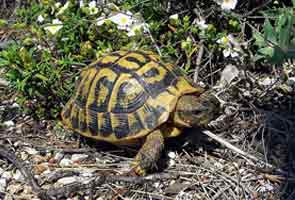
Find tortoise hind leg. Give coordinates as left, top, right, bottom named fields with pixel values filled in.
left=130, top=129, right=164, bottom=175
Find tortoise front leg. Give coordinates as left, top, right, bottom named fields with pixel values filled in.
left=130, top=129, right=164, bottom=176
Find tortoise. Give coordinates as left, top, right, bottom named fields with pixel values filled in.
left=61, top=50, right=220, bottom=175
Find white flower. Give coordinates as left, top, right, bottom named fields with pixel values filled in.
left=227, top=34, right=243, bottom=51
left=96, top=11, right=148, bottom=37
left=217, top=35, right=240, bottom=58
left=108, top=12, right=134, bottom=30
left=169, top=14, right=179, bottom=25
left=88, top=1, right=98, bottom=15
left=127, top=23, right=148, bottom=37
left=223, top=48, right=239, bottom=58
left=79, top=0, right=84, bottom=8
left=54, top=2, right=61, bottom=8
left=44, top=19, right=63, bottom=35
left=218, top=0, right=238, bottom=10
left=56, top=1, right=70, bottom=16
left=37, top=15, right=45, bottom=23
left=169, top=14, right=179, bottom=21
left=96, top=16, right=106, bottom=26
left=195, top=17, right=208, bottom=29
left=88, top=1, right=96, bottom=8
left=217, top=36, right=230, bottom=46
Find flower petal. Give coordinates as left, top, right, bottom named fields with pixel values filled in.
left=223, top=48, right=231, bottom=57
left=37, top=15, right=45, bottom=23
left=231, top=51, right=239, bottom=57
left=44, top=19, right=63, bottom=35
left=221, top=0, right=238, bottom=10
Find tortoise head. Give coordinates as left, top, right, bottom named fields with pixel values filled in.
left=173, top=91, right=220, bottom=128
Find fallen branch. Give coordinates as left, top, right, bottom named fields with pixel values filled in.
left=202, top=130, right=285, bottom=175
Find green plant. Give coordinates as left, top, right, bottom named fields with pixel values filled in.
left=254, top=7, right=295, bottom=63
left=0, top=1, right=146, bottom=119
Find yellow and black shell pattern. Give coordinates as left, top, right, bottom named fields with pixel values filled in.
left=61, top=50, right=203, bottom=143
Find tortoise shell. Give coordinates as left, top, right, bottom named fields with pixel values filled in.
left=61, top=50, right=203, bottom=143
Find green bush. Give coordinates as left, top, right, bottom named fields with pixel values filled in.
left=254, top=7, right=295, bottom=63
left=0, top=1, right=147, bottom=118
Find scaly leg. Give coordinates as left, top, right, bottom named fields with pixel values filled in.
left=130, top=129, right=164, bottom=175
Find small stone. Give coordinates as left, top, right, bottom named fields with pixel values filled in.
left=168, top=152, right=176, bottom=159
left=34, top=163, right=49, bottom=175
left=220, top=64, right=239, bottom=85
left=2, top=100, right=10, bottom=105
left=0, top=168, right=4, bottom=175
left=23, top=185, right=33, bottom=194
left=82, top=178, right=92, bottom=184
left=153, top=182, right=160, bottom=188
left=13, top=170, right=25, bottom=182
left=0, top=78, right=9, bottom=87
left=49, top=151, right=64, bottom=164
left=15, top=127, right=22, bottom=134
left=20, top=151, right=29, bottom=160
left=168, top=159, right=176, bottom=167
left=31, top=155, right=47, bottom=164
left=6, top=183, right=23, bottom=194
left=0, top=178, right=7, bottom=192
left=13, top=141, right=22, bottom=147
left=41, top=169, right=52, bottom=176
left=287, top=77, right=295, bottom=86
left=3, top=120, right=15, bottom=127
left=54, top=152, right=64, bottom=161
left=11, top=103, right=20, bottom=108
left=243, top=90, right=251, bottom=97
left=259, top=77, right=276, bottom=87
left=80, top=168, right=96, bottom=177
left=71, top=154, right=88, bottom=163
left=66, top=196, right=81, bottom=200
left=57, top=176, right=78, bottom=185
left=8, top=126, right=15, bottom=131
left=2, top=171, right=13, bottom=180
left=23, top=147, right=39, bottom=155
left=213, top=162, right=223, bottom=169
left=81, top=171, right=93, bottom=177
left=59, top=158, right=73, bottom=167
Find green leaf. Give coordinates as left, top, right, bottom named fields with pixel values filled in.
left=0, top=19, right=8, bottom=27
left=277, top=11, right=293, bottom=50
left=0, top=58, right=10, bottom=67
left=34, top=74, right=49, bottom=82
left=253, top=32, right=265, bottom=47
left=258, top=47, right=274, bottom=57
left=270, top=46, right=286, bottom=64
left=253, top=54, right=265, bottom=62
left=264, top=19, right=277, bottom=45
